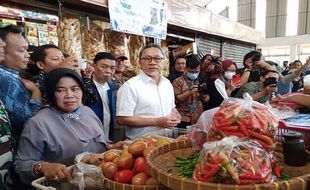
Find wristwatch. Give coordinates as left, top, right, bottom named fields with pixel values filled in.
left=244, top=68, right=251, bottom=72
left=33, top=161, right=46, bottom=176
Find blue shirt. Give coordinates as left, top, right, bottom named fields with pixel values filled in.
left=0, top=65, right=42, bottom=137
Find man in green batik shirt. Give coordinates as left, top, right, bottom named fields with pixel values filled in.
left=0, top=99, right=14, bottom=189
left=0, top=22, right=14, bottom=190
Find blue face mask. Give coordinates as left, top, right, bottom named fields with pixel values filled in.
left=187, top=72, right=199, bottom=80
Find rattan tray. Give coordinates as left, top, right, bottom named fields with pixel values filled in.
left=101, top=175, right=167, bottom=190
left=147, top=139, right=310, bottom=190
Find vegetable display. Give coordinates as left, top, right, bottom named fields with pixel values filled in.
left=174, top=152, right=200, bottom=178
left=193, top=137, right=273, bottom=185
left=207, top=97, right=278, bottom=151
left=79, top=136, right=174, bottom=185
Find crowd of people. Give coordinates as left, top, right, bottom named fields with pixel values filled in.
left=0, top=23, right=309, bottom=189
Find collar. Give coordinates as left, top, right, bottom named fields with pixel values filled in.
left=93, top=79, right=110, bottom=89
left=0, top=65, right=20, bottom=79
left=139, top=70, right=163, bottom=84
left=51, top=106, right=82, bottom=120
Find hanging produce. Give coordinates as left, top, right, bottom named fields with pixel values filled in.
left=83, top=23, right=106, bottom=64
left=58, top=16, right=83, bottom=59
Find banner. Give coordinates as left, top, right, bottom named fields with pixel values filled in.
left=108, top=0, right=167, bottom=39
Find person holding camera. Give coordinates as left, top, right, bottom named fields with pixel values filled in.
left=240, top=51, right=309, bottom=87
left=172, top=56, right=204, bottom=128
left=235, top=70, right=280, bottom=103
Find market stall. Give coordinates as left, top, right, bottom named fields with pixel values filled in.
left=31, top=94, right=310, bottom=190
left=0, top=5, right=58, bottom=46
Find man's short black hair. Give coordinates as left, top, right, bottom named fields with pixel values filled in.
left=94, top=52, right=116, bottom=64
left=0, top=25, right=22, bottom=42
left=32, top=44, right=60, bottom=63
left=186, top=56, right=201, bottom=69
left=175, top=55, right=187, bottom=62
left=260, top=69, right=279, bottom=77
left=138, top=44, right=164, bottom=59
left=243, top=50, right=262, bottom=67
left=293, top=60, right=302, bottom=65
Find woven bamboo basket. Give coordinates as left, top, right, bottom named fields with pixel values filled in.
left=147, top=139, right=310, bottom=190
left=101, top=175, right=166, bottom=190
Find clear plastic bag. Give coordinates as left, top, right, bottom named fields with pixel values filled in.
left=190, top=107, right=219, bottom=149
left=189, top=124, right=208, bottom=149
left=207, top=95, right=279, bottom=151
left=71, top=152, right=103, bottom=190
left=192, top=136, right=273, bottom=185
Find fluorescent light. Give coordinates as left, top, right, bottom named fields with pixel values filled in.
left=286, top=0, right=299, bottom=36
left=256, top=0, right=266, bottom=33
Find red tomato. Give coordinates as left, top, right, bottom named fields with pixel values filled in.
left=114, top=169, right=134, bottom=184
left=134, top=157, right=147, bottom=173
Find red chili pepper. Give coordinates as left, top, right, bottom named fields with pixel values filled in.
left=215, top=121, right=233, bottom=128
left=274, top=165, right=283, bottom=177
left=220, top=126, right=239, bottom=131
left=226, top=131, right=244, bottom=137
left=239, top=118, right=251, bottom=126
left=193, top=163, right=219, bottom=182
left=255, top=139, right=274, bottom=151
left=239, top=125, right=249, bottom=136
left=208, top=153, right=222, bottom=165
left=240, top=170, right=265, bottom=179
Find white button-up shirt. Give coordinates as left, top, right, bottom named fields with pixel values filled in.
left=93, top=80, right=110, bottom=140
left=116, top=71, right=175, bottom=139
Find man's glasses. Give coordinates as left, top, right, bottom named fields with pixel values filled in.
left=140, top=56, right=164, bottom=63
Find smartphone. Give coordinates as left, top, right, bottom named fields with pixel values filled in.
left=232, top=74, right=241, bottom=85
left=79, top=59, right=87, bottom=70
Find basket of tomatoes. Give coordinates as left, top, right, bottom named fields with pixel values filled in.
left=100, top=136, right=175, bottom=190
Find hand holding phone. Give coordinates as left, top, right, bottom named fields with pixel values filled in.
left=79, top=59, right=88, bottom=70
left=231, top=74, right=241, bottom=85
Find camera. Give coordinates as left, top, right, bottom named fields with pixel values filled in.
left=211, top=56, right=220, bottom=64
left=264, top=77, right=278, bottom=87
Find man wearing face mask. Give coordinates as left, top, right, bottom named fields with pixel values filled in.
left=236, top=70, right=280, bottom=103
left=172, top=56, right=204, bottom=128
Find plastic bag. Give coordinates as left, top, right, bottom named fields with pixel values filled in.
left=190, top=107, right=219, bottom=149
left=270, top=93, right=305, bottom=111
left=207, top=95, right=279, bottom=151
left=192, top=136, right=273, bottom=185
left=71, top=152, right=103, bottom=190
left=189, top=124, right=208, bottom=149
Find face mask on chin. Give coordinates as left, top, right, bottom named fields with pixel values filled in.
left=224, top=71, right=236, bottom=80
left=187, top=72, right=199, bottom=80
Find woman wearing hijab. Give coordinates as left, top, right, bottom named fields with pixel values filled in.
left=14, top=68, right=123, bottom=185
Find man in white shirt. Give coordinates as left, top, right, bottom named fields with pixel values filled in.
left=116, top=44, right=181, bottom=139
left=83, top=52, right=117, bottom=141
